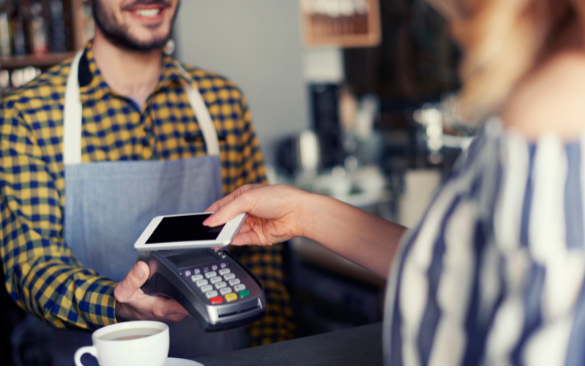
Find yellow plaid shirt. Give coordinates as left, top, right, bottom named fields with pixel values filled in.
left=0, top=42, right=294, bottom=345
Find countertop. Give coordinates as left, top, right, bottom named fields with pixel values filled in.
left=197, top=322, right=383, bottom=366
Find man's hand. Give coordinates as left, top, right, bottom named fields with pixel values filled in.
left=114, top=261, right=190, bottom=323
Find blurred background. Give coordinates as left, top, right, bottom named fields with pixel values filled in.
left=0, top=0, right=476, bottom=365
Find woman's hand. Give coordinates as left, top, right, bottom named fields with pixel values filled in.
left=205, top=183, right=406, bottom=278
left=203, top=184, right=310, bottom=246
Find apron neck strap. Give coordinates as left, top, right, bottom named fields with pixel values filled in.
left=63, top=50, right=84, bottom=165
left=63, top=50, right=220, bottom=165
left=175, top=64, right=220, bottom=156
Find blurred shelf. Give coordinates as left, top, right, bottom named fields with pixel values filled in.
left=0, top=52, right=76, bottom=69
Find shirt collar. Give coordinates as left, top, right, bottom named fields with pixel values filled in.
left=78, top=41, right=193, bottom=106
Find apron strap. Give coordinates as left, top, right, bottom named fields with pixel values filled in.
left=63, top=52, right=220, bottom=165
left=63, top=50, right=84, bottom=165
left=176, top=65, right=220, bottom=156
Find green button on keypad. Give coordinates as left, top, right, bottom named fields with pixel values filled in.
left=238, top=289, right=250, bottom=298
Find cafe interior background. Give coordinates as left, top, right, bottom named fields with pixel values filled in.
left=0, top=0, right=470, bottom=365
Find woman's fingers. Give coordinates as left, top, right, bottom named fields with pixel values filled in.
left=231, top=230, right=263, bottom=246
left=204, top=184, right=265, bottom=213
left=204, top=190, right=258, bottom=227
left=239, top=222, right=252, bottom=233
left=204, top=191, right=237, bottom=213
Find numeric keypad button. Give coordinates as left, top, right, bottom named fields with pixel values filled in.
left=210, top=277, right=222, bottom=284
left=191, top=274, right=203, bottom=282
left=200, top=285, right=213, bottom=292
left=215, top=282, right=227, bottom=289
left=205, top=271, right=217, bottom=279
left=228, top=278, right=240, bottom=286
left=206, top=290, right=218, bottom=299
left=223, top=273, right=235, bottom=281
left=196, top=279, right=208, bottom=287
left=219, top=287, right=232, bottom=296
left=233, top=284, right=245, bottom=292
left=219, top=268, right=230, bottom=275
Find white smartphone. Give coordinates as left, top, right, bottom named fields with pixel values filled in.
left=134, top=212, right=248, bottom=251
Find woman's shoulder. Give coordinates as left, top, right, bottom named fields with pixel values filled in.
left=502, top=51, right=585, bottom=140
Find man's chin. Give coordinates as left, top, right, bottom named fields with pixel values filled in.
left=120, top=28, right=171, bottom=49
left=104, top=33, right=170, bottom=53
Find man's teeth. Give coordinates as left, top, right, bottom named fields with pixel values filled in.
left=134, top=9, right=161, bottom=17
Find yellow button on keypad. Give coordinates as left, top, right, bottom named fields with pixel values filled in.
left=225, top=293, right=238, bottom=302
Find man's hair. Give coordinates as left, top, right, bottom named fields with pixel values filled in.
left=92, top=0, right=179, bottom=52
left=429, top=0, right=584, bottom=121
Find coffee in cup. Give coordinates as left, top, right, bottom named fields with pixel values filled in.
left=74, top=321, right=169, bottom=366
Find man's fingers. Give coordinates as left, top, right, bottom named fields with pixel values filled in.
left=150, top=297, right=190, bottom=323
left=114, top=261, right=150, bottom=303
left=159, top=297, right=190, bottom=317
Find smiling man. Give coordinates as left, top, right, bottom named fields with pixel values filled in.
left=0, top=0, right=293, bottom=364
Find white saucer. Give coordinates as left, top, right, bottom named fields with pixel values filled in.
left=165, top=357, right=204, bottom=366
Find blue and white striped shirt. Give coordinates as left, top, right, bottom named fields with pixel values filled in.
left=384, top=119, right=585, bottom=365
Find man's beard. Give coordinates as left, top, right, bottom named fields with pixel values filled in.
left=92, top=0, right=179, bottom=52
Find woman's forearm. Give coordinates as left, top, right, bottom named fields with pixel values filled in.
left=298, top=193, right=407, bottom=278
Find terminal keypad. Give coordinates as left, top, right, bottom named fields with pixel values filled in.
left=186, top=261, right=251, bottom=305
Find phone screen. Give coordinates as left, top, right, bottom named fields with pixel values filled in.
left=146, top=214, right=225, bottom=244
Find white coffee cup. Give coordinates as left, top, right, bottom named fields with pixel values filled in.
left=74, top=321, right=169, bottom=366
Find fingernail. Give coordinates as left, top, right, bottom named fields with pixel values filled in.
left=203, top=215, right=215, bottom=226
left=135, top=263, right=144, bottom=278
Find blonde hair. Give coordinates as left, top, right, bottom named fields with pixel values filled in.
left=430, top=0, right=585, bottom=120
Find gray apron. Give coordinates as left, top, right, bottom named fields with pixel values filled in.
left=52, top=51, right=247, bottom=365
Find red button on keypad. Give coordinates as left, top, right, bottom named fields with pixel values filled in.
left=210, top=296, right=223, bottom=304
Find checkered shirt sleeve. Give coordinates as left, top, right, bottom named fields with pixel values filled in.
left=0, top=96, right=117, bottom=330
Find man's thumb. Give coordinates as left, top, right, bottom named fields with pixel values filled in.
left=114, top=261, right=150, bottom=302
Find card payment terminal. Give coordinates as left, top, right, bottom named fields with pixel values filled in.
left=137, top=248, right=266, bottom=331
